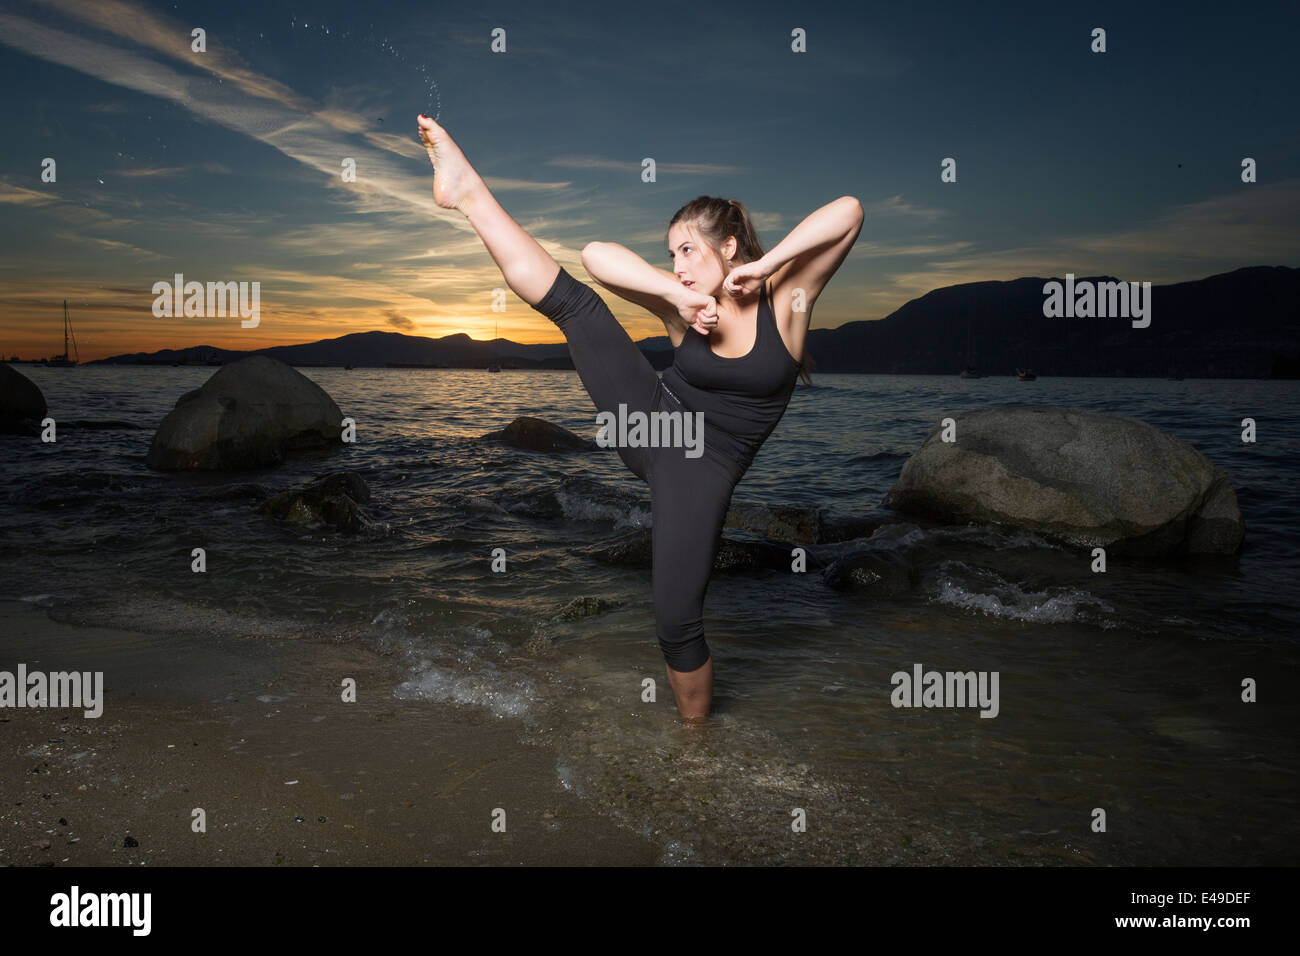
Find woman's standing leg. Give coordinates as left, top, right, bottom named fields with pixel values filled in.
left=650, top=452, right=737, bottom=719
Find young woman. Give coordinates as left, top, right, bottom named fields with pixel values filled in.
left=417, top=113, right=862, bottom=720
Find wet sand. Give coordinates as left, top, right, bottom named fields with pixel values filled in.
left=8, top=598, right=1289, bottom=868
left=0, top=602, right=660, bottom=866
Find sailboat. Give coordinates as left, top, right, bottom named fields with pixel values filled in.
left=46, top=299, right=79, bottom=367
left=1015, top=289, right=1036, bottom=379
left=958, top=320, right=982, bottom=378
left=487, top=317, right=501, bottom=372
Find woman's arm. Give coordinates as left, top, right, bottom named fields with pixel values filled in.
left=756, top=196, right=863, bottom=309
left=580, top=242, right=692, bottom=333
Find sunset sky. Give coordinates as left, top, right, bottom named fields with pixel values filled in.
left=1, top=0, right=1296, bottom=361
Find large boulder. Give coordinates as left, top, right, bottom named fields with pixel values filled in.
left=146, top=356, right=344, bottom=470
left=482, top=416, right=595, bottom=452
left=0, top=363, right=47, bottom=435
left=887, top=405, right=1244, bottom=556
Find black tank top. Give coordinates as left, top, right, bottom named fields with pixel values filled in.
left=659, top=278, right=801, bottom=476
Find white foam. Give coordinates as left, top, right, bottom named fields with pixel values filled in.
left=932, top=562, right=1113, bottom=624
left=555, top=487, right=650, bottom=530
left=394, top=663, right=533, bottom=720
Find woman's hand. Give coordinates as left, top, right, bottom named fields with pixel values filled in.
left=722, top=258, right=772, bottom=297
left=673, top=286, right=718, bottom=335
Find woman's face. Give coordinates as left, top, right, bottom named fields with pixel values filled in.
left=668, top=221, right=735, bottom=298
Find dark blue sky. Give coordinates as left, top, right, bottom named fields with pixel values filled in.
left=1, top=0, right=1296, bottom=358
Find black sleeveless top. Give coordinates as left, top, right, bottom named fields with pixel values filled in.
left=659, top=278, right=801, bottom=476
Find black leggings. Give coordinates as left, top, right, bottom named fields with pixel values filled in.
left=531, top=266, right=739, bottom=672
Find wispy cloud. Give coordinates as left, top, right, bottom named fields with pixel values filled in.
left=51, top=231, right=170, bottom=259
left=0, top=183, right=60, bottom=205
left=382, top=309, right=415, bottom=330
left=863, top=195, right=947, bottom=222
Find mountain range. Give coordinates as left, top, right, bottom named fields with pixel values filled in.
left=88, top=266, right=1300, bottom=378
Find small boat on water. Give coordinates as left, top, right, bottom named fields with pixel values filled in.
left=488, top=318, right=501, bottom=371
left=46, top=300, right=79, bottom=367
left=1017, top=368, right=1037, bottom=381
left=959, top=367, right=983, bottom=378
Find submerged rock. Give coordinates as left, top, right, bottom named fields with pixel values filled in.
left=586, top=529, right=652, bottom=566
left=259, top=471, right=372, bottom=534
left=724, top=502, right=822, bottom=544
left=482, top=416, right=595, bottom=453
left=888, top=405, right=1245, bottom=556
left=552, top=596, right=626, bottom=622
left=585, top=529, right=804, bottom=573
left=822, top=549, right=919, bottom=595
left=713, top=536, right=805, bottom=572
left=820, top=511, right=892, bottom=544
left=0, top=363, right=47, bottom=435
left=146, top=355, right=344, bottom=471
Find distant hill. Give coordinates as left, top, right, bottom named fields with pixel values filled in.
left=805, top=265, right=1300, bottom=378
left=90, top=266, right=1300, bottom=378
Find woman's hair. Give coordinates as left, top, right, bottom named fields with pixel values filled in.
left=667, top=196, right=814, bottom=385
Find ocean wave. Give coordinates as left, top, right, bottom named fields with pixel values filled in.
left=928, top=560, right=1114, bottom=624
left=845, top=450, right=909, bottom=465
left=554, top=477, right=650, bottom=530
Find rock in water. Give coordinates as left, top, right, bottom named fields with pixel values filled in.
left=822, top=549, right=918, bottom=595
left=887, top=405, right=1244, bottom=556
left=482, top=416, right=595, bottom=452
left=724, top=502, right=822, bottom=544
left=586, top=529, right=653, bottom=566
left=259, top=471, right=372, bottom=534
left=146, top=355, right=344, bottom=470
left=712, top=536, right=803, bottom=572
left=585, top=529, right=798, bottom=572
left=552, top=596, right=625, bottom=622
left=0, top=363, right=47, bottom=435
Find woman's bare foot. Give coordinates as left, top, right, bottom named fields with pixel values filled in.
left=417, top=114, right=485, bottom=214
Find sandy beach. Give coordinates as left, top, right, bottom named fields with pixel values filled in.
left=0, top=601, right=661, bottom=866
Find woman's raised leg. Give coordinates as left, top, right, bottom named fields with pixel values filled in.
left=418, top=114, right=558, bottom=306
left=416, top=114, right=663, bottom=480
